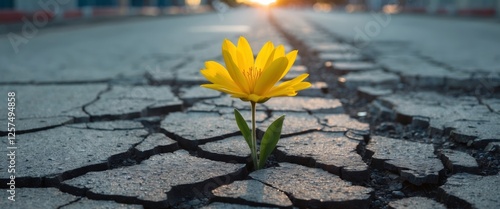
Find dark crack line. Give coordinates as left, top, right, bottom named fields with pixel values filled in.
left=81, top=84, right=112, bottom=122
left=247, top=176, right=296, bottom=207
left=56, top=197, right=83, bottom=209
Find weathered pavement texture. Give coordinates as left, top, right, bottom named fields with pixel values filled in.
left=1, top=8, right=499, bottom=209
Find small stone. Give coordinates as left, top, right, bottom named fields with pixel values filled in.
left=250, top=163, right=372, bottom=208
left=391, top=191, right=405, bottom=198
left=212, top=180, right=292, bottom=208
left=485, top=142, right=500, bottom=153
left=357, top=112, right=367, bottom=117
left=388, top=197, right=446, bottom=209
left=439, top=173, right=500, bottom=209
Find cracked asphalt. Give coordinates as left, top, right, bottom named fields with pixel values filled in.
left=1, top=8, right=499, bottom=209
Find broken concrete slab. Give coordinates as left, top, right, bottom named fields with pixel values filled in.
left=330, top=62, right=377, bottom=75
left=482, top=98, right=500, bottom=113
left=68, top=120, right=144, bottom=130
left=161, top=112, right=240, bottom=150
left=377, top=55, right=450, bottom=87
left=388, top=197, right=446, bottom=209
left=365, top=136, right=444, bottom=185
left=2, top=117, right=74, bottom=135
left=189, top=96, right=266, bottom=113
left=485, top=141, right=500, bottom=153
left=319, top=53, right=363, bottom=62
left=198, top=136, right=251, bottom=163
left=439, top=173, right=500, bottom=209
left=212, top=180, right=292, bottom=208
left=135, top=133, right=179, bottom=159
left=250, top=163, right=372, bottom=209
left=376, top=92, right=500, bottom=148
left=263, top=97, right=344, bottom=114
left=276, top=132, right=369, bottom=182
left=447, top=120, right=500, bottom=148
left=179, top=86, right=222, bottom=105
left=85, top=86, right=182, bottom=119
left=0, top=84, right=107, bottom=134
left=0, top=188, right=77, bottom=209
left=62, top=151, right=246, bottom=208
left=357, top=86, right=393, bottom=101
left=338, top=70, right=400, bottom=89
left=259, top=113, right=322, bottom=136
left=315, top=114, right=370, bottom=134
left=0, top=123, right=148, bottom=187
left=310, top=43, right=358, bottom=53
left=144, top=57, right=187, bottom=85
left=438, top=149, right=478, bottom=174
left=299, top=81, right=328, bottom=97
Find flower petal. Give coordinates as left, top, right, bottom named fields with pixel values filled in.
left=201, top=84, right=248, bottom=98
left=222, top=50, right=250, bottom=93
left=204, top=61, right=232, bottom=81
left=255, top=41, right=274, bottom=70
left=237, top=36, right=254, bottom=70
left=272, top=45, right=285, bottom=60
left=266, top=73, right=309, bottom=97
left=254, top=57, right=288, bottom=95
left=200, top=69, right=240, bottom=91
left=292, top=82, right=312, bottom=91
left=262, top=45, right=284, bottom=71
left=279, top=50, right=298, bottom=80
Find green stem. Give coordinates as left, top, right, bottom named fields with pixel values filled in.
left=250, top=102, right=258, bottom=170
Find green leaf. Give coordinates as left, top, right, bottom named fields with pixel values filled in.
left=234, top=109, right=252, bottom=150
left=258, top=115, right=285, bottom=169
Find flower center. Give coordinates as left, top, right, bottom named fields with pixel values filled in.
left=243, top=66, right=262, bottom=92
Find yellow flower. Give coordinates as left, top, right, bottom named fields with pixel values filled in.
left=200, top=36, right=312, bottom=103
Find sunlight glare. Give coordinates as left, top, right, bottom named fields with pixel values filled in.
left=250, top=0, right=276, bottom=6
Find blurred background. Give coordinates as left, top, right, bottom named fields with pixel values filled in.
left=1, top=0, right=499, bottom=22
